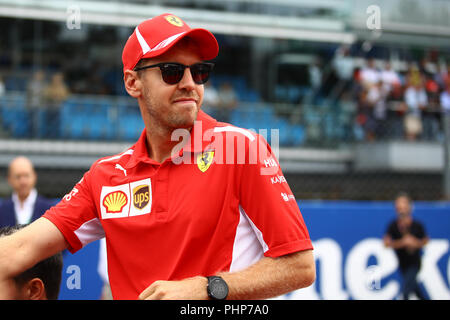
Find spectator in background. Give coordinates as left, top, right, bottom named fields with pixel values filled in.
left=332, top=45, right=354, bottom=99
left=356, top=86, right=376, bottom=141
left=338, top=90, right=358, bottom=142
left=360, top=58, right=380, bottom=89
left=384, top=192, right=429, bottom=300
left=404, top=80, right=428, bottom=141
left=0, top=74, right=5, bottom=97
left=216, top=81, right=238, bottom=123
left=366, top=80, right=389, bottom=140
left=26, top=70, right=47, bottom=138
left=0, top=225, right=63, bottom=300
left=308, top=57, right=323, bottom=103
left=202, top=81, right=220, bottom=117
left=405, top=63, right=422, bottom=89
left=0, top=156, right=54, bottom=228
left=424, top=73, right=441, bottom=139
left=438, top=63, right=450, bottom=89
left=440, top=85, right=450, bottom=114
left=440, top=85, right=450, bottom=140
left=380, top=62, right=403, bottom=139
left=380, top=61, right=401, bottom=96
left=43, top=72, right=70, bottom=139
left=418, top=56, right=436, bottom=78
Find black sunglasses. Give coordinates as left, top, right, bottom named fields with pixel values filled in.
left=133, top=62, right=214, bottom=85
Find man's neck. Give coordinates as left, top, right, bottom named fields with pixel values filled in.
left=13, top=189, right=36, bottom=208
left=145, top=126, right=191, bottom=164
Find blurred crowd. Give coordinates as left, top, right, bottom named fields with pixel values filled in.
left=1, top=48, right=450, bottom=144
left=26, top=70, right=70, bottom=138
left=331, top=47, right=450, bottom=142
left=0, top=69, right=70, bottom=139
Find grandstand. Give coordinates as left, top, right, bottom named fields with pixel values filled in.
left=0, top=0, right=449, bottom=200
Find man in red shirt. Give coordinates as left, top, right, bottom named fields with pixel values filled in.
left=0, top=13, right=314, bottom=300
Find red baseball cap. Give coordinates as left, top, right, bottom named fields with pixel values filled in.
left=122, top=13, right=219, bottom=73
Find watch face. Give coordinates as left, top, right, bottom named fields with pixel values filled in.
left=210, top=278, right=228, bottom=300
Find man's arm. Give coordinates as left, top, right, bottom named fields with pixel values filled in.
left=383, top=234, right=405, bottom=249
left=0, top=217, right=68, bottom=280
left=384, top=234, right=429, bottom=250
left=139, top=249, right=315, bottom=300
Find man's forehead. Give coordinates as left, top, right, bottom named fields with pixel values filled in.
left=9, top=158, right=34, bottom=174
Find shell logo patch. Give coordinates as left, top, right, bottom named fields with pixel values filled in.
left=197, top=150, right=214, bottom=173
left=165, top=15, right=184, bottom=27
left=103, top=191, right=128, bottom=213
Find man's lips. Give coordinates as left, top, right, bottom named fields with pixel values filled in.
left=173, top=97, right=197, bottom=104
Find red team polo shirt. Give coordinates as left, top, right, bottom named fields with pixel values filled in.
left=43, top=111, right=313, bottom=299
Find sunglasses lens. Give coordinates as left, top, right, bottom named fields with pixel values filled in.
left=159, top=63, right=214, bottom=85
left=191, top=63, right=213, bottom=84
left=160, top=64, right=185, bottom=85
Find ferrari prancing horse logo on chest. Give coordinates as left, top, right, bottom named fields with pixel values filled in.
left=197, top=151, right=214, bottom=173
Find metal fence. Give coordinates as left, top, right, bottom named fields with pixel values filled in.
left=0, top=92, right=446, bottom=147
left=0, top=91, right=447, bottom=201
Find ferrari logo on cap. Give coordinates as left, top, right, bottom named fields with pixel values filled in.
left=165, top=15, right=184, bottom=27
left=197, top=151, right=214, bottom=173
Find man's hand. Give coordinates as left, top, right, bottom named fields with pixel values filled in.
left=402, top=234, right=417, bottom=248
left=138, top=276, right=208, bottom=300
left=138, top=250, right=315, bottom=300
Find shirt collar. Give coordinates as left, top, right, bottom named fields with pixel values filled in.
left=12, top=188, right=37, bottom=207
left=124, top=110, right=217, bottom=168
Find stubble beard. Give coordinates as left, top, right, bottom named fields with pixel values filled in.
left=142, top=87, right=200, bottom=132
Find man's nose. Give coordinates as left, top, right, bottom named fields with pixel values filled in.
left=177, top=67, right=196, bottom=90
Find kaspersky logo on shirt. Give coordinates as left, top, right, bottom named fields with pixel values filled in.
left=100, top=178, right=152, bottom=219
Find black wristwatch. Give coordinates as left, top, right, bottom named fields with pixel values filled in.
left=207, top=276, right=229, bottom=300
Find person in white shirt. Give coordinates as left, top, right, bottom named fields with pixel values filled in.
left=332, top=45, right=354, bottom=99
left=380, top=61, right=401, bottom=93
left=440, top=85, right=450, bottom=114
left=360, top=58, right=381, bottom=89
left=439, top=85, right=450, bottom=142
left=403, top=83, right=428, bottom=141
left=0, top=156, right=54, bottom=227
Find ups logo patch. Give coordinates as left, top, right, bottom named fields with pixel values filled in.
left=133, top=184, right=150, bottom=210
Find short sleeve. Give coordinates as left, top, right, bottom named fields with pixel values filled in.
left=385, top=221, right=397, bottom=238
left=414, top=221, right=427, bottom=239
left=43, top=167, right=104, bottom=253
left=238, top=133, right=313, bottom=258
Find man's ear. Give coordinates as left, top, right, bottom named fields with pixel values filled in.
left=26, top=278, right=47, bottom=300
left=124, top=70, right=142, bottom=98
